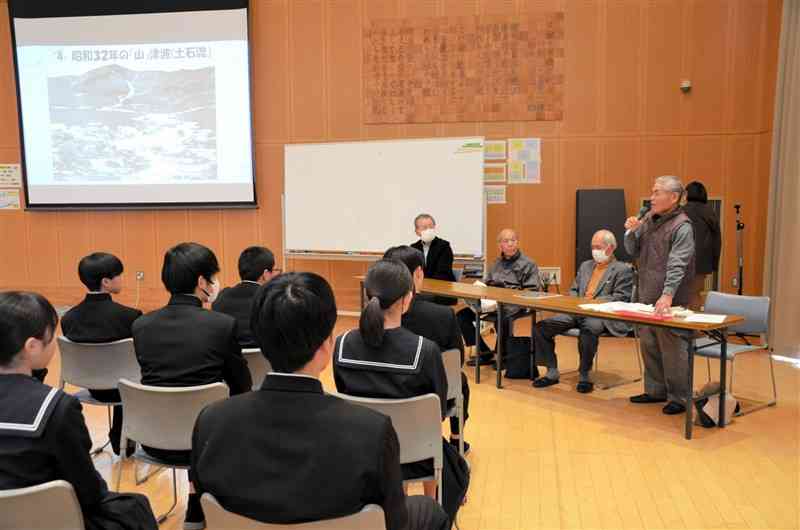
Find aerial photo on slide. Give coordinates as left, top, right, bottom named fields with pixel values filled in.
left=48, top=64, right=217, bottom=182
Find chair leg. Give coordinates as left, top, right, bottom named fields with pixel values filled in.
left=91, top=406, right=113, bottom=457
left=457, top=398, right=465, bottom=457
left=135, top=461, right=166, bottom=485
left=115, top=436, right=126, bottom=492
left=156, top=468, right=179, bottom=524
left=732, top=351, right=778, bottom=416
left=633, top=326, right=644, bottom=376
left=435, top=467, right=443, bottom=507
left=706, top=357, right=712, bottom=383
left=729, top=358, right=735, bottom=394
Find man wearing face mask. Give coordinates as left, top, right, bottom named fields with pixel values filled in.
left=410, top=213, right=457, bottom=306
left=531, top=230, right=633, bottom=393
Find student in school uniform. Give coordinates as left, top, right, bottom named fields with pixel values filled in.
left=0, top=291, right=157, bottom=530
left=61, top=252, right=142, bottom=456
left=410, top=213, right=457, bottom=305
left=333, top=259, right=468, bottom=522
left=192, top=273, right=449, bottom=530
left=212, top=246, right=279, bottom=347
left=132, top=242, right=251, bottom=529
left=383, top=245, right=471, bottom=453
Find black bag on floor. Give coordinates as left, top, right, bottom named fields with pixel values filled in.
left=441, top=439, right=470, bottom=523
left=85, top=492, right=159, bottom=530
left=503, top=336, right=532, bottom=379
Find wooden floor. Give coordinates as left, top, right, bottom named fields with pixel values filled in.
left=50, top=316, right=800, bottom=530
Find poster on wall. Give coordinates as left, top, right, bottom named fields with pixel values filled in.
left=508, top=138, right=541, bottom=183
left=0, top=164, right=21, bottom=187
left=483, top=163, right=506, bottom=183
left=484, top=140, right=507, bottom=161
left=485, top=185, right=506, bottom=204
left=0, top=189, right=21, bottom=210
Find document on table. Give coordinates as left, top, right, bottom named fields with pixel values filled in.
left=683, top=314, right=727, bottom=324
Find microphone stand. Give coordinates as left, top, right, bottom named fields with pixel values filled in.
left=735, top=204, right=744, bottom=295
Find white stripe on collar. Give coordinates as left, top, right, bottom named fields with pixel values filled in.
left=267, top=372, right=318, bottom=381
left=337, top=329, right=423, bottom=370
left=241, top=280, right=261, bottom=286
left=0, top=387, right=59, bottom=432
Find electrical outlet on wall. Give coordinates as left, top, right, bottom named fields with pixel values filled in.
left=539, top=267, right=561, bottom=286
left=136, top=271, right=145, bottom=281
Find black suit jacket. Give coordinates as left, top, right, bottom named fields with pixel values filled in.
left=402, top=297, right=464, bottom=363
left=132, top=294, right=251, bottom=395
left=191, top=375, right=409, bottom=530
left=411, top=237, right=456, bottom=282
left=61, top=293, right=142, bottom=343
left=211, top=282, right=260, bottom=347
left=412, top=237, right=457, bottom=306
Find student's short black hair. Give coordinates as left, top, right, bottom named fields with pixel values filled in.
left=161, top=242, right=220, bottom=295
left=0, top=291, right=58, bottom=367
left=238, top=246, right=275, bottom=281
left=383, top=245, right=424, bottom=276
left=686, top=181, right=709, bottom=203
left=250, top=272, right=337, bottom=373
left=78, top=252, right=124, bottom=291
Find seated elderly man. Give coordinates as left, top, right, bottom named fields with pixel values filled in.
left=457, top=228, right=540, bottom=366
left=532, top=230, right=633, bottom=393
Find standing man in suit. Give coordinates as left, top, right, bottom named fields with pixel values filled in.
left=61, top=252, right=142, bottom=456
left=192, top=272, right=449, bottom=530
left=532, top=230, right=634, bottom=393
left=384, top=245, right=471, bottom=454
left=212, top=246, right=280, bottom=347
left=411, top=213, right=457, bottom=305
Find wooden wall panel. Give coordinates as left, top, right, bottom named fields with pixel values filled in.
left=728, top=0, right=768, bottom=133
left=327, top=0, right=362, bottom=140
left=222, top=210, right=260, bottom=287
left=0, top=0, right=782, bottom=309
left=252, top=0, right=290, bottom=143
left=0, top=11, right=19, bottom=149
left=562, top=0, right=601, bottom=135
left=604, top=0, right=643, bottom=134
left=683, top=136, right=726, bottom=197
left=289, top=0, right=327, bottom=141
left=643, top=0, right=685, bottom=134
left=684, top=0, right=731, bottom=133
left=601, top=138, right=644, bottom=217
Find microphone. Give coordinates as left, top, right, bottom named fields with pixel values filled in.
left=637, top=204, right=651, bottom=220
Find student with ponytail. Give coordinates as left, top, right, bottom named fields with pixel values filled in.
left=334, top=260, right=468, bottom=521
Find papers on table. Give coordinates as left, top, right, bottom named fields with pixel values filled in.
left=472, top=281, right=497, bottom=312
left=684, top=314, right=728, bottom=324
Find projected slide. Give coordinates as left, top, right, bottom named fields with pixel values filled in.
left=49, top=58, right=217, bottom=183
left=11, top=7, right=255, bottom=207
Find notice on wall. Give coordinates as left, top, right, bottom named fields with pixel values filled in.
left=0, top=189, right=21, bottom=210
left=0, top=164, right=21, bottom=187
left=483, top=163, right=506, bottom=183
left=508, top=138, right=541, bottom=183
left=485, top=185, right=506, bottom=204
left=484, top=140, right=507, bottom=161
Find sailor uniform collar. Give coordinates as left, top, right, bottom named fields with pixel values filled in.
left=0, top=374, right=64, bottom=438
left=337, top=329, right=424, bottom=372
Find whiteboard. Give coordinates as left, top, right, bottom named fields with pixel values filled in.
left=284, top=137, right=485, bottom=257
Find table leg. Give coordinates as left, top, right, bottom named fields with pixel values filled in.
left=496, top=304, right=504, bottom=389
left=530, top=310, right=537, bottom=381
left=474, top=309, right=481, bottom=384
left=684, top=332, right=696, bottom=440
left=719, top=328, right=728, bottom=428
left=359, top=280, right=365, bottom=310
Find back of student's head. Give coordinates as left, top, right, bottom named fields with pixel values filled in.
left=238, top=246, right=275, bottom=281
left=78, top=252, right=124, bottom=291
left=250, top=272, right=337, bottom=373
left=383, top=245, right=424, bottom=277
left=161, top=242, right=219, bottom=294
left=0, top=291, right=58, bottom=368
left=360, top=259, right=413, bottom=348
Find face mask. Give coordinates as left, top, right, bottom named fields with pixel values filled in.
left=202, top=279, right=220, bottom=304
left=420, top=228, right=436, bottom=244
left=592, top=248, right=610, bottom=264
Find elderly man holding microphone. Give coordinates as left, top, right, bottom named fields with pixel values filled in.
left=625, top=175, right=696, bottom=415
